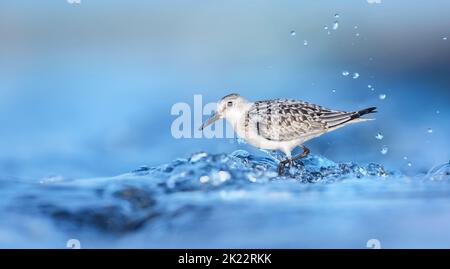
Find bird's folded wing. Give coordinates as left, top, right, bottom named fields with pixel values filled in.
left=248, top=99, right=356, bottom=141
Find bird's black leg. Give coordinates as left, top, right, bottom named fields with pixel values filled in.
left=291, top=145, right=310, bottom=163
left=278, top=146, right=309, bottom=175
left=277, top=158, right=290, bottom=175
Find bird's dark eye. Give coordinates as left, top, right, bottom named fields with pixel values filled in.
left=227, top=101, right=233, bottom=107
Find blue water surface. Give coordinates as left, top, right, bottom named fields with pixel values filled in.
left=1, top=150, right=449, bottom=248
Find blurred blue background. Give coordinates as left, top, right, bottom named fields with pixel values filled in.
left=0, top=0, right=449, bottom=179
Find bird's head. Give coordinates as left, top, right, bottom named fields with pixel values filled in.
left=199, top=93, right=248, bottom=130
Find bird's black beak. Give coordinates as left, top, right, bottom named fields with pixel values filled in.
left=199, top=112, right=221, bottom=131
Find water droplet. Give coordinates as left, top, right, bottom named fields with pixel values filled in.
left=342, top=70, right=350, bottom=76
left=427, top=128, right=433, bottom=134
left=199, top=175, right=210, bottom=183
left=303, top=40, right=308, bottom=46
left=332, top=89, right=337, bottom=93
left=190, top=152, right=208, bottom=162
left=355, top=33, right=360, bottom=37
left=218, top=171, right=231, bottom=182
left=375, top=133, right=384, bottom=140
left=379, top=94, right=386, bottom=100
left=247, top=174, right=257, bottom=182
left=407, top=162, right=412, bottom=167
left=368, top=84, right=372, bottom=88
left=436, top=110, right=440, bottom=114
left=334, top=13, right=340, bottom=18
left=403, top=156, right=408, bottom=160
left=352, top=72, right=360, bottom=79
left=380, top=146, right=389, bottom=155
left=354, top=26, right=358, bottom=29
left=290, top=30, right=296, bottom=36
left=324, top=25, right=329, bottom=30
left=332, top=21, right=339, bottom=30
left=443, top=36, right=448, bottom=40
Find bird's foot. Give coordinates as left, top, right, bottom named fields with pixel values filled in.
left=277, top=159, right=293, bottom=175
left=277, top=146, right=310, bottom=175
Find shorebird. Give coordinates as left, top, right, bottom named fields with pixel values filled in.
left=199, top=94, right=377, bottom=175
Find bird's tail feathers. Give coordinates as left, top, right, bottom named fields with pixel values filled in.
left=355, top=107, right=377, bottom=118
left=350, top=117, right=375, bottom=123
left=326, top=107, right=377, bottom=128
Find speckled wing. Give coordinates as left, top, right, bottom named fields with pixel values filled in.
left=247, top=99, right=357, bottom=141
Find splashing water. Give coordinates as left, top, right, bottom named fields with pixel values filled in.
left=375, top=133, right=384, bottom=140
left=332, top=21, right=339, bottom=30
left=427, top=162, right=450, bottom=181
left=1, top=150, right=450, bottom=248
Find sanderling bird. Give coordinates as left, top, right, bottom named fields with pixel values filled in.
left=200, top=94, right=377, bottom=175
